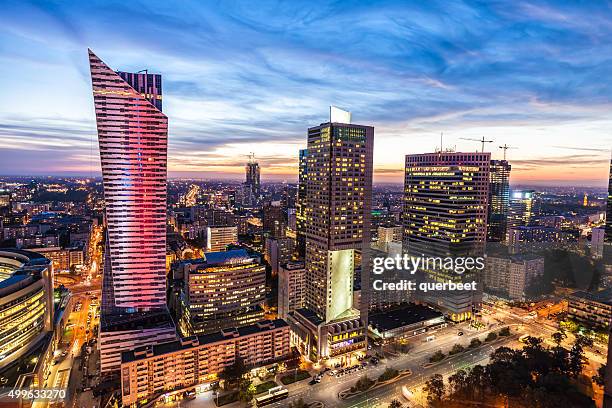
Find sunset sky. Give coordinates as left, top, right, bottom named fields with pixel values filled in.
left=0, top=1, right=610, bottom=186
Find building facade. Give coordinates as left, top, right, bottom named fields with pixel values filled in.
left=289, top=110, right=373, bottom=363
left=487, top=160, right=511, bottom=242
left=206, top=226, right=238, bottom=252
left=403, top=152, right=490, bottom=321
left=121, top=320, right=291, bottom=407
left=175, top=249, right=266, bottom=336
left=0, top=249, right=53, bottom=369
left=507, top=190, right=534, bottom=229
left=278, top=261, right=305, bottom=319
left=568, top=289, right=612, bottom=329
left=89, top=50, right=176, bottom=374
left=484, top=254, right=544, bottom=301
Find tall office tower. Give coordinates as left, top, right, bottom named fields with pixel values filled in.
left=606, top=159, right=612, bottom=244
left=403, top=152, right=490, bottom=322
left=295, top=149, right=308, bottom=257
left=174, top=249, right=266, bottom=336
left=244, top=154, right=261, bottom=206
left=487, top=160, right=511, bottom=242
left=89, top=50, right=176, bottom=373
left=288, top=108, right=373, bottom=364
left=507, top=190, right=535, bottom=229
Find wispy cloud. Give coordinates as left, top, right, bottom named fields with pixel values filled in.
left=0, top=0, right=610, bottom=185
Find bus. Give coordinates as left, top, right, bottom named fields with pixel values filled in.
left=254, top=388, right=289, bottom=407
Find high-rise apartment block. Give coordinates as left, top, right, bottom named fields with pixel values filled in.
left=206, top=225, right=238, bottom=252
left=289, top=109, right=373, bottom=363
left=403, top=152, right=490, bottom=321
left=487, top=159, right=511, bottom=242
left=278, top=261, right=305, bottom=319
left=263, top=201, right=286, bottom=238
left=507, top=190, right=534, bottom=229
left=484, top=254, right=544, bottom=301
left=89, top=50, right=176, bottom=373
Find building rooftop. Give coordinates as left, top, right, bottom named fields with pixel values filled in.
left=570, top=288, right=612, bottom=306
left=100, top=310, right=175, bottom=332
left=0, top=249, right=50, bottom=293
left=121, top=319, right=288, bottom=363
left=183, top=249, right=257, bottom=268
left=369, top=303, right=444, bottom=332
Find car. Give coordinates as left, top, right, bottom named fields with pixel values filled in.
left=309, top=379, right=317, bottom=385
left=458, top=331, right=464, bottom=336
left=329, top=370, right=338, bottom=377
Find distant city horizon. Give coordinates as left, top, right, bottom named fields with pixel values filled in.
left=0, top=171, right=609, bottom=189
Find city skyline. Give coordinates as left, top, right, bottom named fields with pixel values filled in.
left=1, top=1, right=611, bottom=186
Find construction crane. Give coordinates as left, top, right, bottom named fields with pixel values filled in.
left=460, top=136, right=494, bottom=152
left=498, top=144, right=517, bottom=160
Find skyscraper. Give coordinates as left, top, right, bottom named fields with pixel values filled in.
left=507, top=190, right=534, bottom=229
left=244, top=153, right=261, bottom=206
left=487, top=160, right=511, bottom=242
left=403, top=152, right=490, bottom=321
left=606, top=158, right=612, bottom=244
left=295, top=148, right=308, bottom=257
left=288, top=108, right=373, bottom=363
left=89, top=50, right=175, bottom=373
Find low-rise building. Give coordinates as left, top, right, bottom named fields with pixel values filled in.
left=368, top=303, right=445, bottom=343
left=120, top=319, right=290, bottom=407
left=568, top=289, right=612, bottom=329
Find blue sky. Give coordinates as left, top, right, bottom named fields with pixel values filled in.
left=0, top=0, right=610, bottom=185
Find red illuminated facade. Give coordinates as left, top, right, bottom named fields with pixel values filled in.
left=89, top=50, right=168, bottom=313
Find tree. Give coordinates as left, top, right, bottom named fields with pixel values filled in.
left=469, top=338, right=482, bottom=348
left=551, top=331, right=566, bottom=346
left=448, top=369, right=468, bottom=396
left=352, top=376, right=374, bottom=392
left=498, top=326, right=511, bottom=336
left=388, top=399, right=402, bottom=408
left=485, top=331, right=497, bottom=342
left=449, top=344, right=465, bottom=355
left=593, top=364, right=606, bottom=387
left=429, top=350, right=446, bottom=363
left=218, top=357, right=247, bottom=388
left=238, top=380, right=255, bottom=402
left=378, top=367, right=399, bottom=382
left=568, top=335, right=593, bottom=378
left=424, top=374, right=445, bottom=404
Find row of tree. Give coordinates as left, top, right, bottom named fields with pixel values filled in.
left=424, top=333, right=599, bottom=407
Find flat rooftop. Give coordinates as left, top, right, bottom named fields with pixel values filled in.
left=369, top=303, right=444, bottom=332
left=122, top=319, right=288, bottom=364
left=570, top=289, right=612, bottom=307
